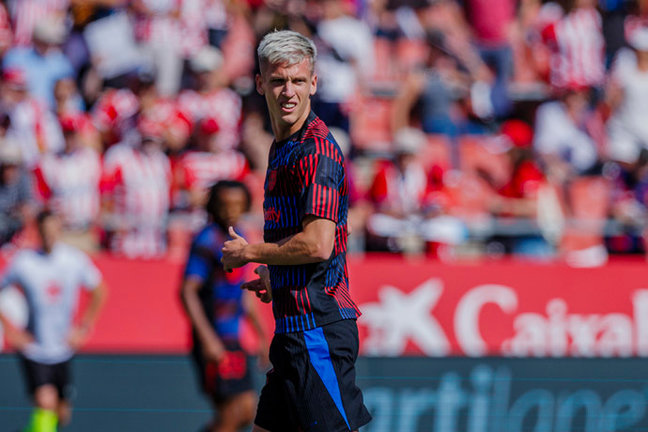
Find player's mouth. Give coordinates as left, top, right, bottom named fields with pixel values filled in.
left=280, top=102, right=297, bottom=113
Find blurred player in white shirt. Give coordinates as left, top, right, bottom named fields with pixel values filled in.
left=0, top=209, right=107, bottom=432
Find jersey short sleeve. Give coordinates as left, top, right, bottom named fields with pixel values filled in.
left=296, top=140, right=344, bottom=223
left=0, top=255, right=21, bottom=290
left=77, top=252, right=102, bottom=291
left=184, top=228, right=219, bottom=282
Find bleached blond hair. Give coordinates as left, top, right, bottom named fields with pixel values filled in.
left=257, top=30, right=317, bottom=74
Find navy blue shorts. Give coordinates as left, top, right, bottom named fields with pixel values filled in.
left=192, top=339, right=253, bottom=404
left=255, top=319, right=371, bottom=432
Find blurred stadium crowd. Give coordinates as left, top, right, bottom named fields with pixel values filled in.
left=0, top=0, right=646, bottom=265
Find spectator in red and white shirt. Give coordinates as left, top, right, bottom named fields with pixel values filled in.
left=178, top=46, right=243, bottom=151
left=101, top=119, right=171, bottom=258
left=0, top=69, right=64, bottom=167
left=541, top=0, right=605, bottom=90
left=54, top=78, right=101, bottom=151
left=7, top=0, right=69, bottom=47
left=0, top=2, right=13, bottom=57
left=179, top=0, right=210, bottom=59
left=136, top=75, right=193, bottom=154
left=175, top=116, right=248, bottom=212
left=33, top=114, right=102, bottom=250
left=91, top=84, right=140, bottom=148
left=132, top=0, right=184, bottom=96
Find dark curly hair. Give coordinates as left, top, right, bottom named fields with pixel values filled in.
left=205, top=180, right=252, bottom=227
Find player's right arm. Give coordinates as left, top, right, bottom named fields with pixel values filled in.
left=180, top=235, right=226, bottom=364
left=180, top=277, right=226, bottom=364
left=0, top=255, right=34, bottom=351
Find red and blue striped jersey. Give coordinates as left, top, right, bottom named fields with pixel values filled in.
left=264, top=111, right=361, bottom=333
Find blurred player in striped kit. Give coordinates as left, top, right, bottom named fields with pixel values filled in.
left=221, top=30, right=371, bottom=432
left=181, top=180, right=268, bottom=432
left=0, top=209, right=107, bottom=432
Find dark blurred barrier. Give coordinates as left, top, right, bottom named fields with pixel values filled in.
left=2, top=355, right=648, bottom=432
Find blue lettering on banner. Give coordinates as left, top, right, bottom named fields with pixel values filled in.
left=357, top=359, right=648, bottom=432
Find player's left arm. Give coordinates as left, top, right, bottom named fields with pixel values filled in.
left=68, top=280, right=107, bottom=351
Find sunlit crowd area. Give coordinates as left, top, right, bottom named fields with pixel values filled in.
left=0, top=0, right=646, bottom=266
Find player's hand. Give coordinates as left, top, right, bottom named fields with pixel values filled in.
left=241, top=266, right=272, bottom=303
left=221, top=227, right=249, bottom=272
left=67, top=325, right=89, bottom=351
left=5, top=327, right=34, bottom=351
left=201, top=334, right=226, bottom=364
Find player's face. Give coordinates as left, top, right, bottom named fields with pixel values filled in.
left=218, top=188, right=248, bottom=228
left=38, top=215, right=62, bottom=252
left=256, top=58, right=317, bottom=141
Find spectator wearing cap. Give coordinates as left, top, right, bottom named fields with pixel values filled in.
left=3, top=17, right=74, bottom=108
left=366, top=127, right=466, bottom=254
left=484, top=120, right=553, bottom=257
left=33, top=114, right=102, bottom=251
left=490, top=120, right=545, bottom=215
left=0, top=141, right=33, bottom=246
left=101, top=118, right=171, bottom=258
left=0, top=69, right=64, bottom=167
left=178, top=46, right=243, bottom=151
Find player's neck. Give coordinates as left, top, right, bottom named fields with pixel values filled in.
left=272, top=106, right=311, bottom=142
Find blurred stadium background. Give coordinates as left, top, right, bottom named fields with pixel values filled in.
left=2, top=0, right=648, bottom=430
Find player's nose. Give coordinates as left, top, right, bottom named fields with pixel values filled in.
left=282, top=81, right=296, bottom=97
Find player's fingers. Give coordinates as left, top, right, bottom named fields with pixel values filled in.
left=228, top=226, right=242, bottom=239
left=241, top=279, right=260, bottom=291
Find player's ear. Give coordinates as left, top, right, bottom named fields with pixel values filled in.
left=255, top=73, right=264, bottom=95
left=310, top=73, right=317, bottom=96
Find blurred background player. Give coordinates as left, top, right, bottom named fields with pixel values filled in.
left=181, top=180, right=267, bottom=432
left=0, top=209, right=107, bottom=432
